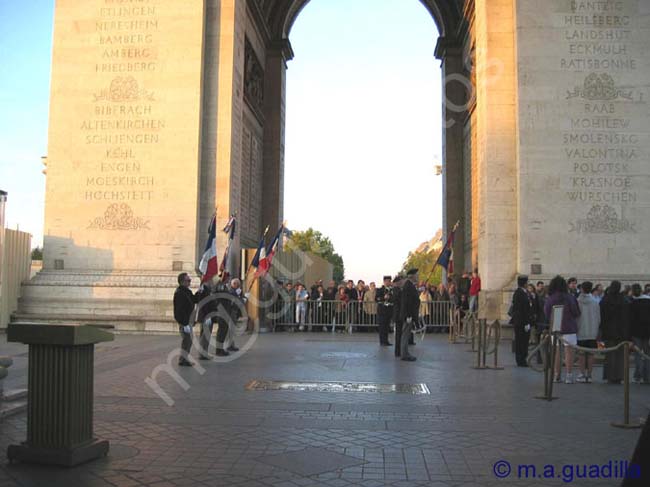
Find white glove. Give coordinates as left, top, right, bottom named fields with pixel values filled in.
left=524, top=324, right=531, bottom=332
left=183, top=325, right=192, bottom=334
left=406, top=317, right=413, bottom=324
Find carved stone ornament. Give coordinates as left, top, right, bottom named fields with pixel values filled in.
left=569, top=204, right=636, bottom=234
left=566, top=73, right=632, bottom=101
left=93, top=76, right=155, bottom=103
left=88, top=203, right=150, bottom=230
left=244, top=38, right=265, bottom=119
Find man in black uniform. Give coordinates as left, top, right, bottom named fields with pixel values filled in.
left=399, top=268, right=420, bottom=362
left=375, top=275, right=394, bottom=346
left=392, top=275, right=404, bottom=357
left=173, top=272, right=199, bottom=366
left=511, top=275, right=533, bottom=367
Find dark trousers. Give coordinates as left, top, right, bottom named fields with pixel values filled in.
left=199, top=320, right=213, bottom=357
left=215, top=317, right=229, bottom=345
left=401, top=319, right=414, bottom=358
left=604, top=339, right=624, bottom=383
left=179, top=325, right=193, bottom=363
left=378, top=309, right=390, bottom=344
left=513, top=323, right=530, bottom=366
left=394, top=320, right=403, bottom=357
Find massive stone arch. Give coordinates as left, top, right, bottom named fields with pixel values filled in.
left=17, top=0, right=650, bottom=333
left=260, top=0, right=461, bottom=40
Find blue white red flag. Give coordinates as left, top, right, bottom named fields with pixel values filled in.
left=219, top=216, right=236, bottom=282
left=255, top=225, right=283, bottom=278
left=199, top=215, right=219, bottom=283
left=250, top=232, right=267, bottom=276
left=436, top=222, right=458, bottom=272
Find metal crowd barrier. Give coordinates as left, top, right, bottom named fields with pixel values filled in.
left=527, top=333, right=650, bottom=429
left=266, top=298, right=454, bottom=333
left=471, top=319, right=503, bottom=370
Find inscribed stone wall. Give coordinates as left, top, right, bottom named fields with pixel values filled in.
left=43, top=0, right=205, bottom=271
left=225, top=0, right=247, bottom=244
left=239, top=10, right=266, bottom=246
left=516, top=0, right=650, bottom=277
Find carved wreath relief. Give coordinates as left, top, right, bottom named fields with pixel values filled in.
left=569, top=205, right=635, bottom=234
left=93, top=76, right=155, bottom=103
left=88, top=203, right=150, bottom=230
left=566, top=73, right=632, bottom=101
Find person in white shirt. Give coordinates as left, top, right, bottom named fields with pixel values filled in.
left=576, top=281, right=600, bottom=383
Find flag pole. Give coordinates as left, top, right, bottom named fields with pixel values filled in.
left=196, top=207, right=218, bottom=278
left=423, top=220, right=460, bottom=285
left=244, top=225, right=270, bottom=292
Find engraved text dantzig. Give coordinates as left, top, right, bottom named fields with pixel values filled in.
left=88, top=203, right=150, bottom=230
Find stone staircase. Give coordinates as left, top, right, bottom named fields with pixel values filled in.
left=0, top=389, right=27, bottom=419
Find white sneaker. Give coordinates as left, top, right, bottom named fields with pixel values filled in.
left=565, top=373, right=575, bottom=384
left=575, top=374, right=587, bottom=383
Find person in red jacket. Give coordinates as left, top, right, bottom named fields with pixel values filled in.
left=469, top=268, right=481, bottom=312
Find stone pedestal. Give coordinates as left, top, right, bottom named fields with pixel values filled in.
left=6, top=323, right=113, bottom=467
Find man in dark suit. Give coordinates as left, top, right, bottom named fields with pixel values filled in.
left=399, top=268, right=420, bottom=362
left=511, top=275, right=533, bottom=366
left=375, top=275, right=394, bottom=346
left=173, top=272, right=199, bottom=366
left=392, top=275, right=404, bottom=357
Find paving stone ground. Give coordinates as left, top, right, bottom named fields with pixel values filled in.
left=1, top=331, right=649, bottom=487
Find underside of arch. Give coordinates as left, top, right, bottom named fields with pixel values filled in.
left=259, top=0, right=464, bottom=45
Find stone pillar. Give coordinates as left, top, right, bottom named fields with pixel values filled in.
left=474, top=0, right=518, bottom=317
left=437, top=40, right=466, bottom=277
left=197, top=1, right=223, bottom=259
left=215, top=0, right=237, bottom=240
left=261, top=40, right=292, bottom=231
left=7, top=323, right=113, bottom=466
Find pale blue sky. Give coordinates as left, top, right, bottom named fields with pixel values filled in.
left=285, top=0, right=442, bottom=282
left=0, top=0, right=442, bottom=282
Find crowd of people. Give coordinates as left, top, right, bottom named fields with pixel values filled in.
left=510, top=275, right=650, bottom=385
left=173, top=267, right=650, bottom=381
left=270, top=269, right=482, bottom=333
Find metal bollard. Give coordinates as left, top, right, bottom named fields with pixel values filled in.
left=489, top=321, right=504, bottom=370
left=611, top=341, right=642, bottom=429
left=469, top=315, right=477, bottom=352
left=473, top=319, right=487, bottom=369
left=482, top=320, right=488, bottom=368
left=536, top=333, right=559, bottom=401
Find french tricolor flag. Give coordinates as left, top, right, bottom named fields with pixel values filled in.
left=249, top=232, right=267, bottom=278
left=219, top=215, right=236, bottom=282
left=199, top=215, right=219, bottom=283
left=255, top=225, right=283, bottom=278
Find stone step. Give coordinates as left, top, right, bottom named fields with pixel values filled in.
left=0, top=389, right=28, bottom=419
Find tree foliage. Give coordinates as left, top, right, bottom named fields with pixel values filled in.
left=401, top=248, right=443, bottom=286
left=31, top=246, right=43, bottom=261
left=286, top=228, right=345, bottom=283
